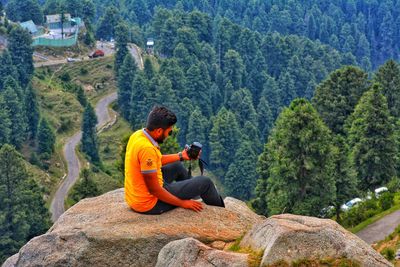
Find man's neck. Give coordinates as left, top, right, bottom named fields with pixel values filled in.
left=144, top=128, right=159, bottom=146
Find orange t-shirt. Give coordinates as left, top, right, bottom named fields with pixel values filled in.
left=124, top=129, right=163, bottom=212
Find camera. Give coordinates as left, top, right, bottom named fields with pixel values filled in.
left=185, top=142, right=202, bottom=159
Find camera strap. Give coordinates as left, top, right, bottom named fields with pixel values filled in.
left=187, top=158, right=208, bottom=177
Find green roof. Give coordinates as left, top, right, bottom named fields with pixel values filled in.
left=20, top=20, right=38, bottom=34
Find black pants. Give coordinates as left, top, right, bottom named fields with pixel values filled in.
left=139, top=162, right=225, bottom=215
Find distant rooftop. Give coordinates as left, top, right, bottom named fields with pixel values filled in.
left=46, top=14, right=72, bottom=24
left=147, top=38, right=154, bottom=46
left=20, top=20, right=38, bottom=34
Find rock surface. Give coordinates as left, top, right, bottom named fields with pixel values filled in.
left=240, top=214, right=393, bottom=267
left=4, top=188, right=262, bottom=267
left=156, top=237, right=248, bottom=267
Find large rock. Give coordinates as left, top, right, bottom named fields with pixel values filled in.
left=5, top=188, right=262, bottom=267
left=156, top=237, right=248, bottom=267
left=240, top=214, right=392, bottom=267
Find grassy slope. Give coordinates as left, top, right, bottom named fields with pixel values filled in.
left=32, top=56, right=125, bottom=207
left=373, top=225, right=400, bottom=266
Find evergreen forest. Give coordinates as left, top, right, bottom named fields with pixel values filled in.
left=1, top=0, right=400, bottom=263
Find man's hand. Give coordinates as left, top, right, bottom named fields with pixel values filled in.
left=181, top=148, right=202, bottom=160
left=180, top=200, right=203, bottom=212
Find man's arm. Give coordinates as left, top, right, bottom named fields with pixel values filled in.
left=161, top=149, right=190, bottom=165
left=143, top=172, right=203, bottom=212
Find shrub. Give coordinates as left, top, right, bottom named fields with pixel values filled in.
left=379, top=192, right=394, bottom=210
left=60, top=72, right=71, bottom=82
left=103, top=145, right=111, bottom=154
left=381, top=248, right=395, bottom=261
left=340, top=198, right=381, bottom=228
left=387, top=177, right=400, bottom=193
left=80, top=67, right=88, bottom=75
left=57, top=116, right=72, bottom=133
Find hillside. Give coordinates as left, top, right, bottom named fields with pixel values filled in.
left=30, top=56, right=123, bottom=204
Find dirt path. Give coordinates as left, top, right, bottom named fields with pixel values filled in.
left=356, top=209, right=400, bottom=244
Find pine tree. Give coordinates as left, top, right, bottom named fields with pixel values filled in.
left=114, top=22, right=129, bottom=76
left=228, top=88, right=258, bottom=128
left=82, top=0, right=95, bottom=23
left=0, top=95, right=11, bottom=146
left=222, top=49, right=244, bottom=90
left=117, top=53, right=137, bottom=120
left=159, top=58, right=187, bottom=98
left=257, top=96, right=273, bottom=142
left=144, top=57, right=155, bottom=80
left=20, top=178, right=51, bottom=239
left=95, top=6, right=121, bottom=41
left=257, top=99, right=336, bottom=216
left=185, top=63, right=212, bottom=116
left=209, top=107, right=241, bottom=180
left=373, top=60, right=400, bottom=118
left=8, top=26, right=34, bottom=87
left=186, top=107, right=209, bottom=162
left=176, top=97, right=194, bottom=145
left=347, top=84, right=397, bottom=191
left=261, top=74, right=281, bottom=119
left=225, top=141, right=258, bottom=200
left=76, top=85, right=87, bottom=107
left=278, top=71, right=296, bottom=107
left=0, top=144, right=29, bottom=262
left=1, top=86, right=26, bottom=149
left=37, top=118, right=55, bottom=159
left=332, top=136, right=358, bottom=223
left=0, top=51, right=18, bottom=91
left=70, top=168, right=100, bottom=205
left=129, top=72, right=148, bottom=129
left=81, top=103, right=100, bottom=165
left=25, top=84, right=40, bottom=141
left=5, top=0, right=43, bottom=24
left=312, top=66, right=369, bottom=135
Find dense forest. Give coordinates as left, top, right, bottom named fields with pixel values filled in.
left=1, top=0, right=400, bottom=263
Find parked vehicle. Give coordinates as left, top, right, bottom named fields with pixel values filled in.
left=67, top=57, right=79, bottom=62
left=88, top=50, right=105, bottom=58
left=319, top=205, right=335, bottom=218
left=341, top=198, right=362, bottom=211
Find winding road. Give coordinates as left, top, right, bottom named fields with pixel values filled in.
left=50, top=92, right=117, bottom=222
left=356, top=209, right=400, bottom=244
left=49, top=43, right=142, bottom=222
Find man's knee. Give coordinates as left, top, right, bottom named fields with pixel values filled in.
left=195, top=176, right=213, bottom=187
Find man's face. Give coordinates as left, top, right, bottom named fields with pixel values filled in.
left=154, top=126, right=173, bottom=144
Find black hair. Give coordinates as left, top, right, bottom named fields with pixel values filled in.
left=146, top=106, right=177, bottom=131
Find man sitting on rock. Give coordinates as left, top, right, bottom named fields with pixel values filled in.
left=124, top=106, right=225, bottom=214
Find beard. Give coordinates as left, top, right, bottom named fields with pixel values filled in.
left=155, top=133, right=167, bottom=144
left=155, top=137, right=164, bottom=144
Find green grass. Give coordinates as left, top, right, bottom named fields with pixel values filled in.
left=97, top=114, right=131, bottom=182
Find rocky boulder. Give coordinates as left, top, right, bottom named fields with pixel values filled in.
left=239, top=214, right=392, bottom=267
left=4, top=188, right=263, bottom=267
left=156, top=237, right=248, bottom=267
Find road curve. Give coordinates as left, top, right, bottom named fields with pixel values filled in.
left=356, top=209, right=400, bottom=244
left=50, top=92, right=118, bottom=222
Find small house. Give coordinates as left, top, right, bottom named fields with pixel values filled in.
left=20, top=20, right=38, bottom=35
left=146, top=38, right=154, bottom=54
left=46, top=14, right=72, bottom=29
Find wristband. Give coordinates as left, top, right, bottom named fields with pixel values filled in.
left=178, top=152, right=184, bottom=161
